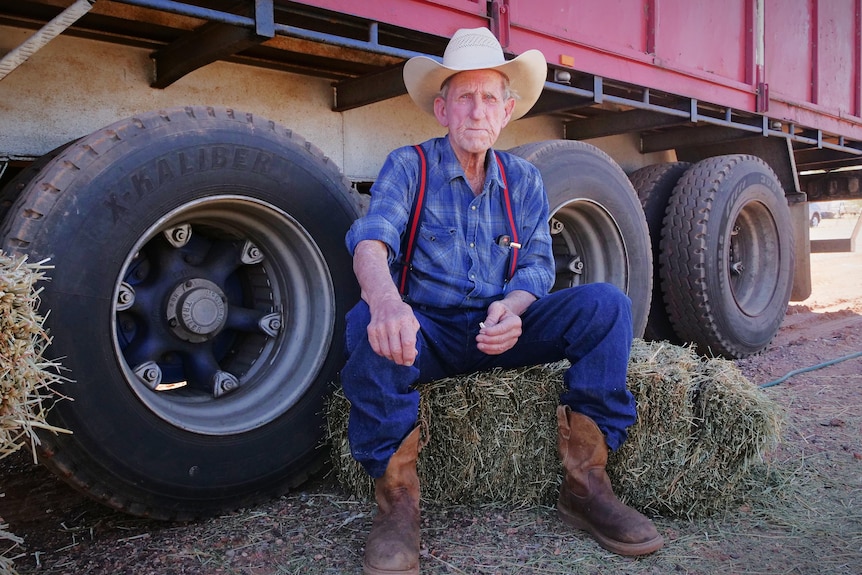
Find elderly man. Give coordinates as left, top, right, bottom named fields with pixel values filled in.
left=342, top=27, right=663, bottom=575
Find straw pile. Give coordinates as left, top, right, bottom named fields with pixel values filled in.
left=327, top=339, right=782, bottom=517
left=0, top=253, right=65, bottom=575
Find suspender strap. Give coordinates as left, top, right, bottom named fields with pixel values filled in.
left=398, top=145, right=427, bottom=295
left=495, top=153, right=519, bottom=282
left=398, top=146, right=517, bottom=296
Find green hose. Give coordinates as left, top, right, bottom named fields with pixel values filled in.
left=758, top=350, right=862, bottom=389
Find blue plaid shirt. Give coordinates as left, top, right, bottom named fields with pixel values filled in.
left=346, top=136, right=554, bottom=310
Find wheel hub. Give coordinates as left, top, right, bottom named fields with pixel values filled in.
left=166, top=278, right=228, bottom=342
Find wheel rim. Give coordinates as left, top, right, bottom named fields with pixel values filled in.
left=549, top=198, right=629, bottom=292
left=112, top=195, right=335, bottom=435
left=727, top=200, right=780, bottom=317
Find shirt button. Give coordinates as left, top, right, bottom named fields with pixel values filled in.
left=469, top=242, right=475, bottom=248
left=471, top=205, right=477, bottom=211
left=470, top=274, right=475, bottom=280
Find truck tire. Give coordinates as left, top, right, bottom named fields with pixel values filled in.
left=0, top=140, right=76, bottom=224
left=660, top=155, right=793, bottom=358
left=629, top=162, right=690, bottom=344
left=509, top=140, right=652, bottom=337
left=0, top=106, right=360, bottom=519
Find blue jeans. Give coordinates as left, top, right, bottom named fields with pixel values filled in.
left=341, top=283, right=637, bottom=478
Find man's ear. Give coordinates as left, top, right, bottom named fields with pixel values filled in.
left=433, top=97, right=449, bottom=127
left=501, top=97, right=515, bottom=128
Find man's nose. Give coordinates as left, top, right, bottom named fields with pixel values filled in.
left=470, top=97, right=486, bottom=118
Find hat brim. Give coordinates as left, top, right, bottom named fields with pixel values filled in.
left=403, top=49, right=546, bottom=121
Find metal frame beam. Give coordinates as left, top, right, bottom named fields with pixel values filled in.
left=794, top=147, right=862, bottom=172
left=332, top=64, right=407, bottom=111
left=525, top=90, right=593, bottom=118
left=641, top=125, right=758, bottom=153
left=565, top=109, right=690, bottom=141
left=151, top=0, right=274, bottom=88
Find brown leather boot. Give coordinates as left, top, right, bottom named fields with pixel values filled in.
left=363, top=426, right=421, bottom=575
left=556, top=405, right=663, bottom=556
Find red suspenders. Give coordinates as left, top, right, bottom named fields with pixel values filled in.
left=398, top=145, right=518, bottom=296
left=495, top=153, right=520, bottom=282
left=397, top=145, right=428, bottom=295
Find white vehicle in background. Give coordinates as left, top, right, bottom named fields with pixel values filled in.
left=821, top=201, right=848, bottom=219
left=808, top=203, right=822, bottom=227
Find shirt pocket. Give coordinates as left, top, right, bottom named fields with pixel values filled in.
left=414, top=224, right=459, bottom=276
left=489, top=240, right=512, bottom=282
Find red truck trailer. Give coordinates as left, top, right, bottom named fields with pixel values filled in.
left=0, top=0, right=860, bottom=519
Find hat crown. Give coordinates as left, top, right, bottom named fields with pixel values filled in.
left=402, top=27, right=546, bottom=120
left=442, top=28, right=506, bottom=70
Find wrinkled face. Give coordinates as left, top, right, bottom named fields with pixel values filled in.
left=433, top=69, right=515, bottom=159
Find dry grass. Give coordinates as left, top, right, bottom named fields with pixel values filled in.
left=609, top=342, right=784, bottom=516
left=0, top=256, right=68, bottom=460
left=0, top=253, right=65, bottom=575
left=327, top=339, right=783, bottom=518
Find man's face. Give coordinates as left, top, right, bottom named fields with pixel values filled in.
left=433, top=69, right=515, bottom=159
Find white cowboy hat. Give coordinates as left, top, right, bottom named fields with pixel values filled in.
left=403, top=27, right=546, bottom=120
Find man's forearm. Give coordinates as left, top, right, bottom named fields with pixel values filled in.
left=353, top=239, right=420, bottom=366
left=353, top=239, right=401, bottom=308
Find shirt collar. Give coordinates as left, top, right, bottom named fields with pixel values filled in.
left=437, top=136, right=505, bottom=194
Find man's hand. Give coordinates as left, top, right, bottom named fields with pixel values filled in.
left=353, top=240, right=420, bottom=366
left=476, top=290, right=536, bottom=355
left=367, top=296, right=420, bottom=366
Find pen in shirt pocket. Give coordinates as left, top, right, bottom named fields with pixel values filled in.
left=496, top=235, right=521, bottom=249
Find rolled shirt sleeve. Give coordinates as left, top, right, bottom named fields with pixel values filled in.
left=345, top=146, right=420, bottom=263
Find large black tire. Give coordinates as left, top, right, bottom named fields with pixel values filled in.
left=0, top=140, right=77, bottom=224
left=0, top=107, right=361, bottom=519
left=509, top=140, right=652, bottom=337
left=660, top=155, right=794, bottom=358
left=629, top=162, right=690, bottom=344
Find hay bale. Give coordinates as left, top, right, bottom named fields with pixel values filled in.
left=607, top=343, right=783, bottom=516
left=327, top=363, right=564, bottom=506
left=0, top=253, right=66, bottom=575
left=0, top=525, right=22, bottom=575
left=0, top=254, right=66, bottom=460
left=328, top=339, right=782, bottom=517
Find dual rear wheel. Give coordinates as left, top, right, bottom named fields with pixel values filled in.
left=512, top=144, right=794, bottom=360
left=631, top=155, right=794, bottom=358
